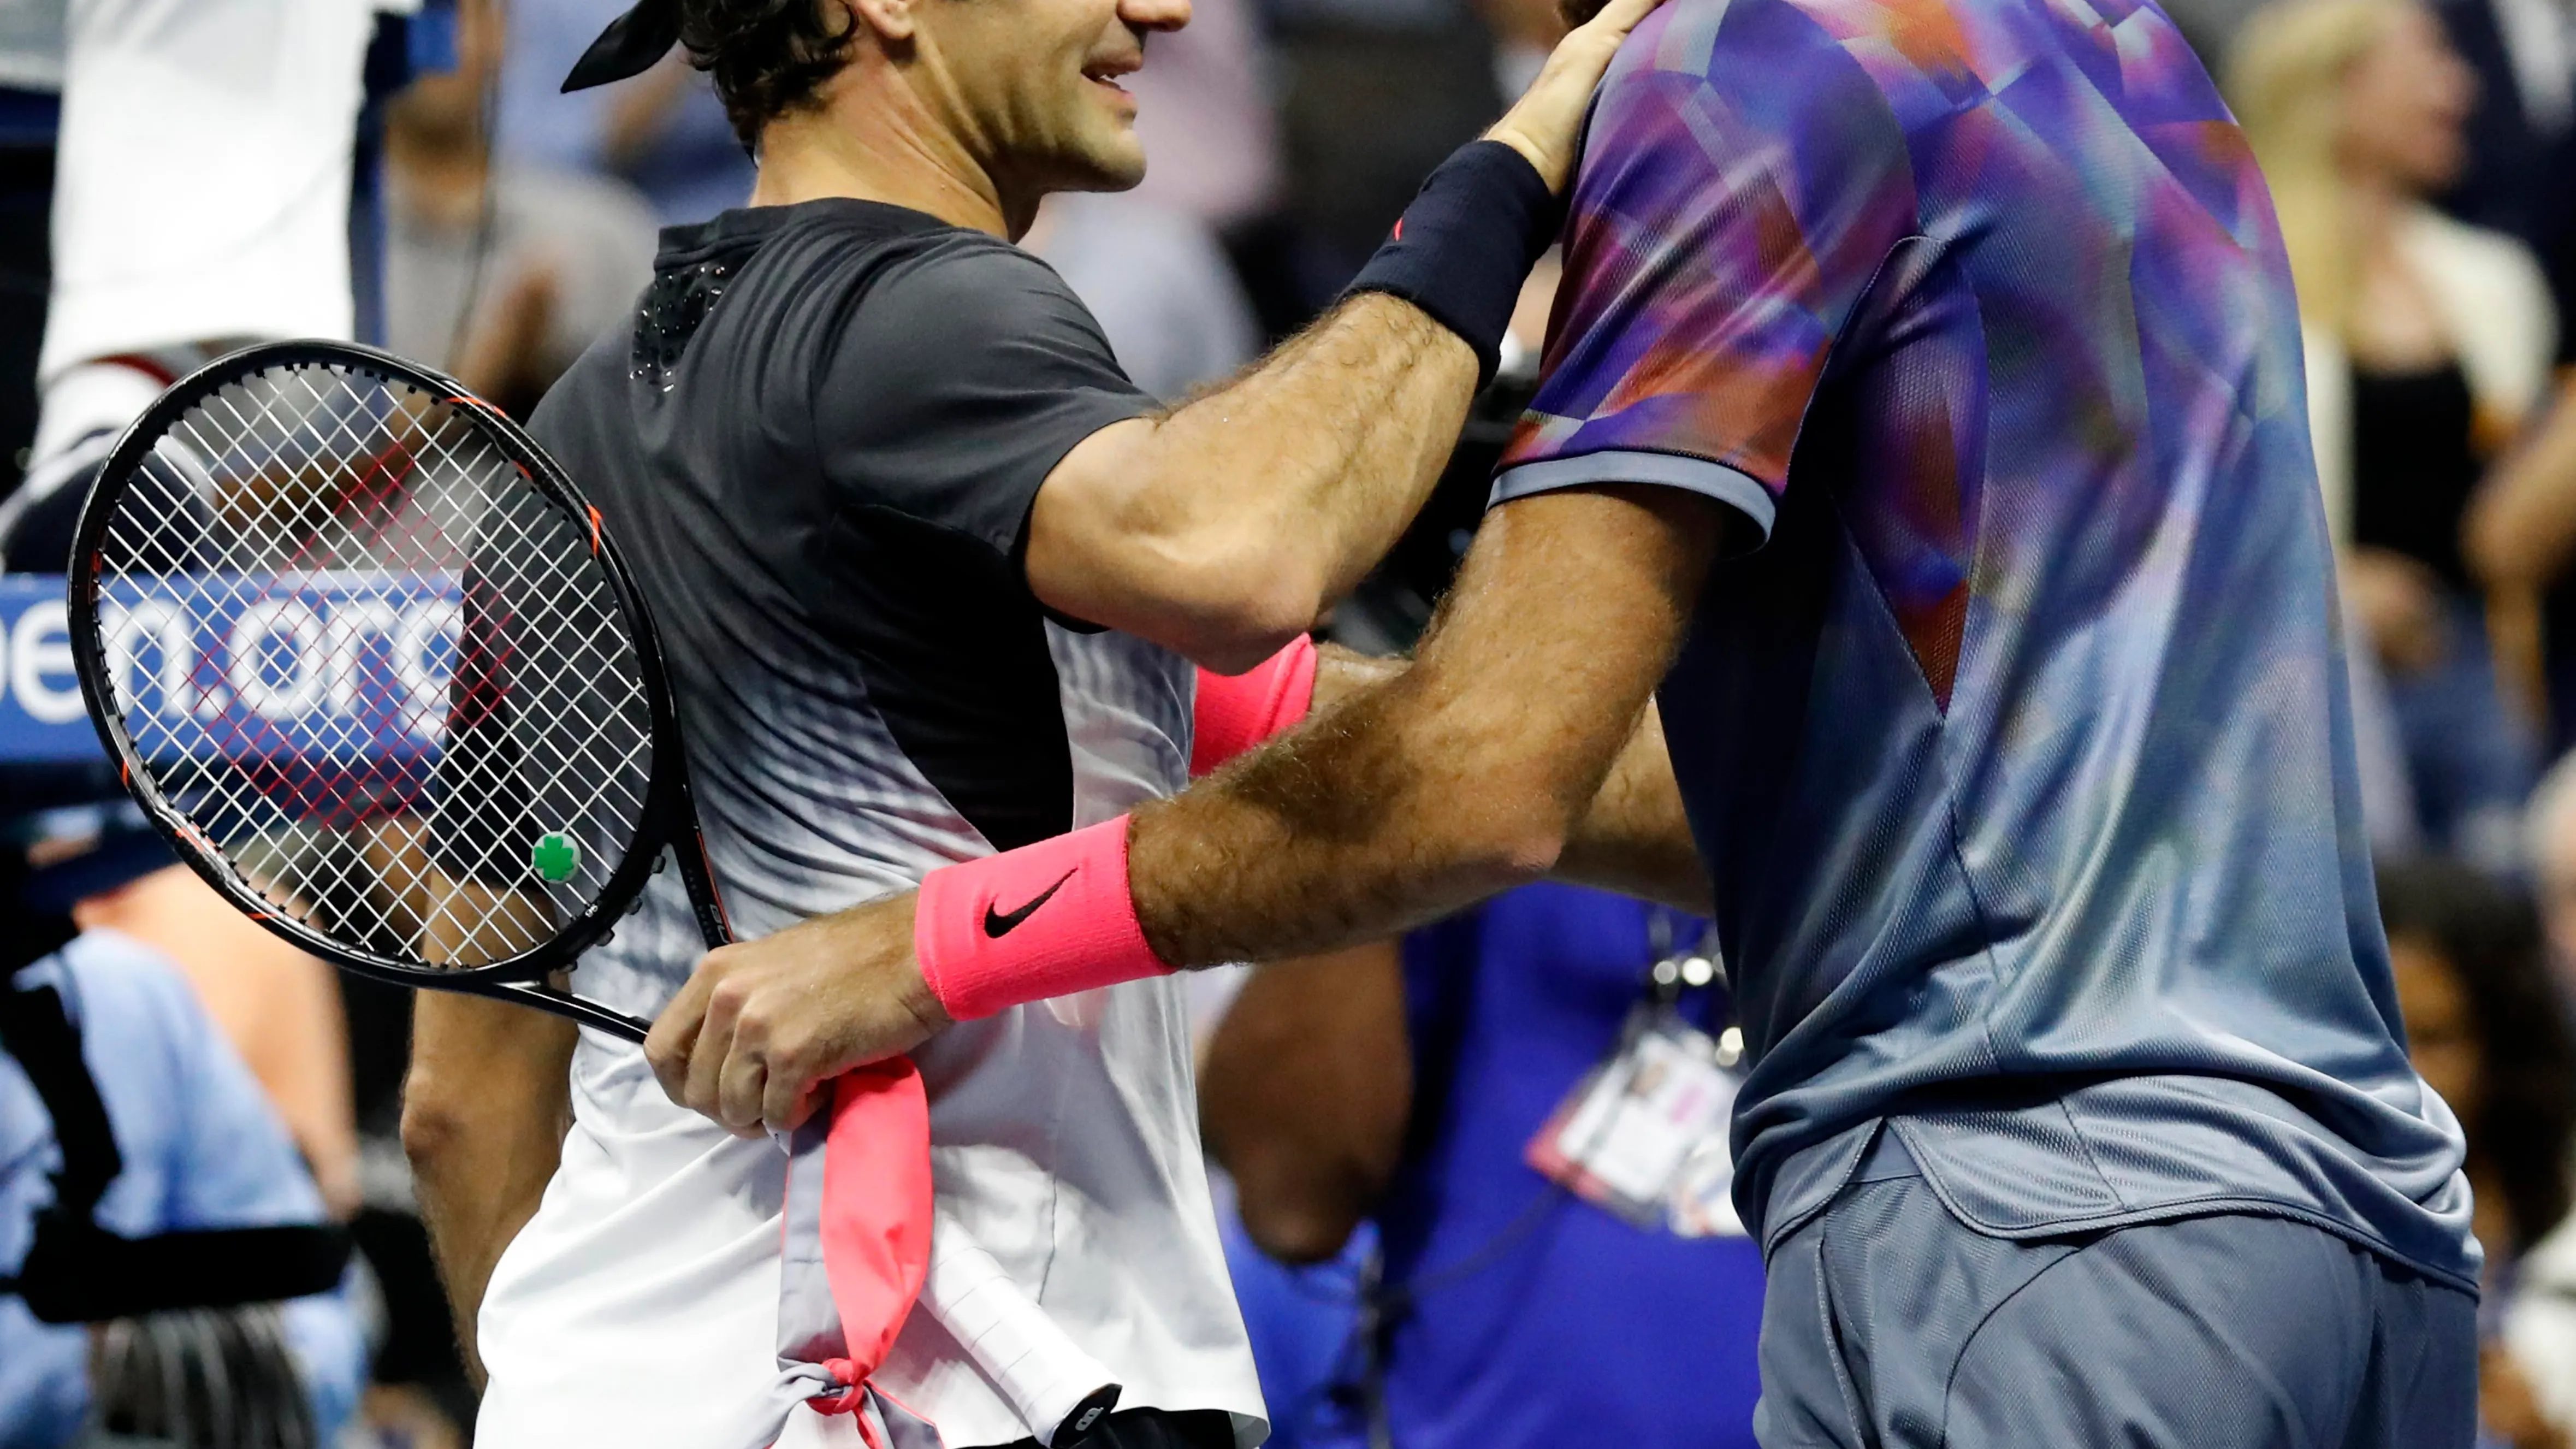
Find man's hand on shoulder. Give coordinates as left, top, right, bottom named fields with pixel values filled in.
left=644, top=894, right=951, bottom=1137
left=1016, top=0, right=1667, bottom=677
left=1484, top=0, right=1669, bottom=192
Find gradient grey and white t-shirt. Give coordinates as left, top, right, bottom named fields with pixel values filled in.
left=472, top=199, right=1263, bottom=1449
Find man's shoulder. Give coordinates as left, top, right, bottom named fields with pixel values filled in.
left=1606, top=0, right=1876, bottom=88
left=671, top=203, right=1096, bottom=378
left=526, top=317, right=633, bottom=451
left=1585, top=0, right=1910, bottom=178
left=724, top=202, right=1053, bottom=298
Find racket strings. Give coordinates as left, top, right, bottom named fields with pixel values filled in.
left=92, top=359, right=657, bottom=973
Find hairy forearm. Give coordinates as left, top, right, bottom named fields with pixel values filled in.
left=1036, top=297, right=1478, bottom=666
left=1311, top=642, right=1713, bottom=914
left=1140, top=668, right=1553, bottom=969
left=1554, top=701, right=1714, bottom=913
left=1133, top=489, right=1718, bottom=966
left=401, top=994, right=575, bottom=1385
left=1158, top=295, right=1478, bottom=608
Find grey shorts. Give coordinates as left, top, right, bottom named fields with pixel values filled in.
left=1755, top=1127, right=2478, bottom=1448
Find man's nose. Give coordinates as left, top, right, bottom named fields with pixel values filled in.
left=1123, top=0, right=1192, bottom=35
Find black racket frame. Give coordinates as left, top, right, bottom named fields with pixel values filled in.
left=66, top=340, right=727, bottom=1042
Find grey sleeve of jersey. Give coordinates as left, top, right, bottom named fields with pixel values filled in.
left=1489, top=450, right=1780, bottom=539
left=813, top=239, right=1155, bottom=561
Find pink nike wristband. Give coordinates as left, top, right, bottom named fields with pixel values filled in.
left=915, top=817, right=1175, bottom=1022
left=1191, top=634, right=1320, bottom=778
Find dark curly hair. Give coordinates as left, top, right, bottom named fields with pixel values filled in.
left=677, top=0, right=860, bottom=147
left=2378, top=859, right=2576, bottom=1254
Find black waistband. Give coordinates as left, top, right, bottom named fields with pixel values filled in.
left=985, top=1407, right=1239, bottom=1449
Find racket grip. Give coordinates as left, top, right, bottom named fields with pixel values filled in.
left=921, top=1204, right=1122, bottom=1447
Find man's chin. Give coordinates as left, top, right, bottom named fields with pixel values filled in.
left=1056, top=144, right=1148, bottom=196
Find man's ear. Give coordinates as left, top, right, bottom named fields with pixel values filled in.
left=846, top=0, right=916, bottom=44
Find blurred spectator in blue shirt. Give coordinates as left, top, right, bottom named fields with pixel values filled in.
left=1, top=808, right=366, bottom=1449
left=493, top=0, right=749, bottom=225
left=1203, top=884, right=1765, bottom=1449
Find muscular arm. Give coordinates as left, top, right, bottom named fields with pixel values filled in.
left=641, top=486, right=1728, bottom=1136
left=1310, top=642, right=1712, bottom=914
left=1195, top=629, right=1700, bottom=1253
left=1028, top=285, right=1481, bottom=673
left=1133, top=485, right=1728, bottom=965
left=1199, top=942, right=1412, bottom=1264
left=400, top=991, right=575, bottom=1385
left=1022, top=0, right=1660, bottom=672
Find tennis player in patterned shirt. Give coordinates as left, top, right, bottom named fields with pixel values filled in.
left=657, top=0, right=2488, bottom=1440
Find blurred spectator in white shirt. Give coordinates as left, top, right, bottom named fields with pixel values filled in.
left=2432, top=0, right=2576, bottom=338
left=2229, top=0, right=2557, bottom=868
left=0, top=0, right=375, bottom=549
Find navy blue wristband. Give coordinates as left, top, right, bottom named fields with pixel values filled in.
left=1344, top=140, right=1561, bottom=386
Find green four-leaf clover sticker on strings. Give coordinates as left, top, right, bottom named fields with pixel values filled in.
left=532, top=831, right=581, bottom=884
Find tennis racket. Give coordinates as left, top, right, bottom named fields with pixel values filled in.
left=66, top=339, right=1121, bottom=1445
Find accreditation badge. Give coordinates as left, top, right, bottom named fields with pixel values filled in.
left=1525, top=941, right=1749, bottom=1237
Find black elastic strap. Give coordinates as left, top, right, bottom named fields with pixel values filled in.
left=11, top=1216, right=352, bottom=1325
left=562, top=0, right=682, bottom=92
left=0, top=980, right=120, bottom=1216
left=1343, top=140, right=1561, bottom=386
left=994, top=1407, right=1238, bottom=1449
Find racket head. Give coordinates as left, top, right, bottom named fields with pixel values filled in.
left=66, top=340, right=689, bottom=1021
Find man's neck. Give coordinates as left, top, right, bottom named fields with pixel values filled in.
left=748, top=62, right=1027, bottom=239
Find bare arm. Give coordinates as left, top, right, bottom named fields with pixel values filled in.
left=1553, top=696, right=1711, bottom=913
left=2466, top=377, right=2576, bottom=594
left=641, top=486, right=1726, bottom=1133
left=400, top=991, right=575, bottom=1385
left=1022, top=0, right=1665, bottom=672
left=641, top=488, right=1726, bottom=1133
left=1311, top=643, right=1712, bottom=913
left=1199, top=942, right=1412, bottom=1265
left=1133, top=486, right=1728, bottom=965
left=1031, top=301, right=1475, bottom=671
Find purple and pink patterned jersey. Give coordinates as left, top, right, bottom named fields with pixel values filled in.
left=1493, top=0, right=2475, bottom=1282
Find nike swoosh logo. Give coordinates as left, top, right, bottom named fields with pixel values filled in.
left=984, top=868, right=1078, bottom=938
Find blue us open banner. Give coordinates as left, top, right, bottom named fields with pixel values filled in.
left=0, top=576, right=103, bottom=763
left=0, top=573, right=463, bottom=767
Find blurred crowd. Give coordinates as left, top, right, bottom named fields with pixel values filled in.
left=8, top=0, right=2576, bottom=1444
